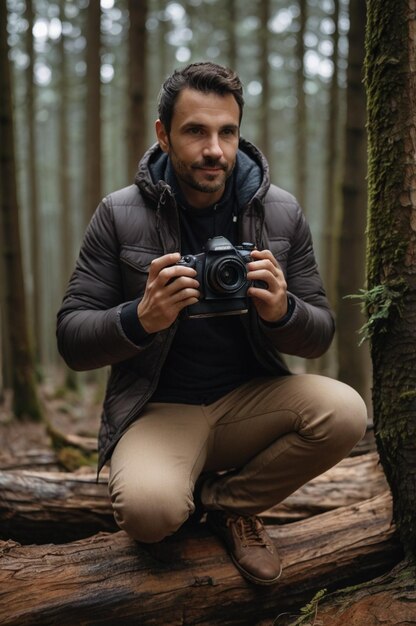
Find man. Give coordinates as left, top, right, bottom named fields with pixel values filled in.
left=57, top=62, right=367, bottom=586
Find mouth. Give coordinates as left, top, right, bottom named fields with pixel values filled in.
left=194, top=163, right=227, bottom=173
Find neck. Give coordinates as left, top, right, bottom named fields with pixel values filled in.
left=177, top=182, right=225, bottom=210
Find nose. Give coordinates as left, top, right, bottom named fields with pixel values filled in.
left=202, top=134, right=223, bottom=160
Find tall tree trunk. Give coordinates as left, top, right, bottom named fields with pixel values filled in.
left=323, top=0, right=340, bottom=305
left=58, top=3, right=72, bottom=291
left=226, top=0, right=237, bottom=71
left=85, top=1, right=102, bottom=224
left=58, top=0, right=78, bottom=391
left=259, top=0, right=271, bottom=163
left=295, top=0, right=307, bottom=210
left=314, top=0, right=340, bottom=378
left=0, top=2, right=43, bottom=421
left=25, top=0, right=42, bottom=364
left=365, top=0, right=416, bottom=558
left=336, top=0, right=371, bottom=406
left=127, top=0, right=148, bottom=180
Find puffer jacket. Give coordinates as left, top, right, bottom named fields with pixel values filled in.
left=57, top=138, right=335, bottom=471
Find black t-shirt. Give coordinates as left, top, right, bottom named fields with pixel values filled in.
left=151, top=172, right=268, bottom=405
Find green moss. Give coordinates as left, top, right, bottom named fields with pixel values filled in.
left=57, top=447, right=98, bottom=472
left=284, top=589, right=328, bottom=626
left=345, top=278, right=408, bottom=343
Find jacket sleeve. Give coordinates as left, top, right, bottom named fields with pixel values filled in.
left=260, top=203, right=335, bottom=359
left=56, top=197, right=152, bottom=371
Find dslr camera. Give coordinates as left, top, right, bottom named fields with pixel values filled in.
left=176, top=235, right=258, bottom=318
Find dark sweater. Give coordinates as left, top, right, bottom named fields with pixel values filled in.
left=121, top=155, right=275, bottom=404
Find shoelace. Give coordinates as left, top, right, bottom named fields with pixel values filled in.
left=229, top=515, right=269, bottom=548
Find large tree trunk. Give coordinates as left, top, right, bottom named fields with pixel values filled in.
left=0, top=492, right=400, bottom=626
left=365, top=0, right=416, bottom=558
left=0, top=1, right=43, bottom=421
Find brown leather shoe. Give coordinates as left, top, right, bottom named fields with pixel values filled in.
left=206, top=510, right=282, bottom=586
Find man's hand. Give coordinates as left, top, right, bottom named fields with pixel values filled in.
left=246, top=249, right=288, bottom=323
left=137, top=253, right=200, bottom=333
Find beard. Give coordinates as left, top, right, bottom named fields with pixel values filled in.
left=169, top=150, right=235, bottom=195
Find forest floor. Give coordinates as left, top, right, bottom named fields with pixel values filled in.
left=0, top=372, right=103, bottom=465
left=0, top=373, right=414, bottom=625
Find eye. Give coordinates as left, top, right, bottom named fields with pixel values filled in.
left=187, top=127, right=204, bottom=135
left=221, top=127, right=238, bottom=137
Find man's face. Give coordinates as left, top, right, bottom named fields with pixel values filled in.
left=156, top=88, right=240, bottom=209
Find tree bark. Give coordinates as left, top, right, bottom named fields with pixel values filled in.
left=287, top=560, right=416, bottom=626
left=0, top=452, right=388, bottom=543
left=0, top=492, right=401, bottom=626
left=365, top=0, right=416, bottom=558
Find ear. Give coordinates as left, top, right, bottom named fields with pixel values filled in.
left=155, top=119, right=169, bottom=153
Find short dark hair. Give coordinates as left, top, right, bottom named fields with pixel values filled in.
left=158, top=62, right=244, bottom=134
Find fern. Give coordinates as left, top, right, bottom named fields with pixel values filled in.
left=344, top=279, right=407, bottom=345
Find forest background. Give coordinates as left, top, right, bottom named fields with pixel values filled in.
left=0, top=0, right=370, bottom=412
left=3, top=1, right=416, bottom=623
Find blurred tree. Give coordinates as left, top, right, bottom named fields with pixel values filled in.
left=323, top=0, right=340, bottom=302
left=58, top=1, right=72, bottom=289
left=85, top=0, right=102, bottom=224
left=25, top=0, right=43, bottom=364
left=365, top=0, right=416, bottom=558
left=295, top=0, right=307, bottom=210
left=259, top=0, right=272, bottom=163
left=127, top=0, right=148, bottom=178
left=58, top=0, right=78, bottom=391
left=0, top=1, right=43, bottom=421
left=337, top=0, right=371, bottom=405
left=226, top=0, right=237, bottom=70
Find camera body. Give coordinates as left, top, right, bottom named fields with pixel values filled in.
left=176, top=236, right=256, bottom=318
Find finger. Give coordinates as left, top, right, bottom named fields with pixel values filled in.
left=160, top=265, right=198, bottom=287
left=249, top=249, right=278, bottom=265
left=148, top=252, right=181, bottom=279
left=165, top=275, right=200, bottom=295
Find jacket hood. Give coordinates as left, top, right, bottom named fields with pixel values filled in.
left=134, top=137, right=270, bottom=209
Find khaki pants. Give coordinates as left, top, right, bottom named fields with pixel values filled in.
left=109, top=374, right=367, bottom=543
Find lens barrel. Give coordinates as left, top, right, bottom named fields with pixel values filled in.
left=207, top=256, right=247, bottom=294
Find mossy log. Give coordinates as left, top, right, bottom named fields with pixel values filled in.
left=0, top=491, right=401, bottom=626
left=282, top=559, right=416, bottom=626
left=0, top=452, right=387, bottom=543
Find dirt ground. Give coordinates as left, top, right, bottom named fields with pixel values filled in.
left=0, top=372, right=103, bottom=466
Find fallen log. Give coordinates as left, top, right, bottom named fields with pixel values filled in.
left=265, top=451, right=388, bottom=521
left=279, top=559, right=416, bottom=626
left=0, top=448, right=59, bottom=471
left=0, top=491, right=401, bottom=626
left=0, top=452, right=387, bottom=543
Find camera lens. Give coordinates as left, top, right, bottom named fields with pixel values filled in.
left=208, top=256, right=247, bottom=294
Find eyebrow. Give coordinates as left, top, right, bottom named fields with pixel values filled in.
left=181, top=122, right=239, bottom=132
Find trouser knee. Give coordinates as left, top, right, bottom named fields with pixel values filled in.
left=109, top=477, right=193, bottom=543
left=320, top=382, right=368, bottom=455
